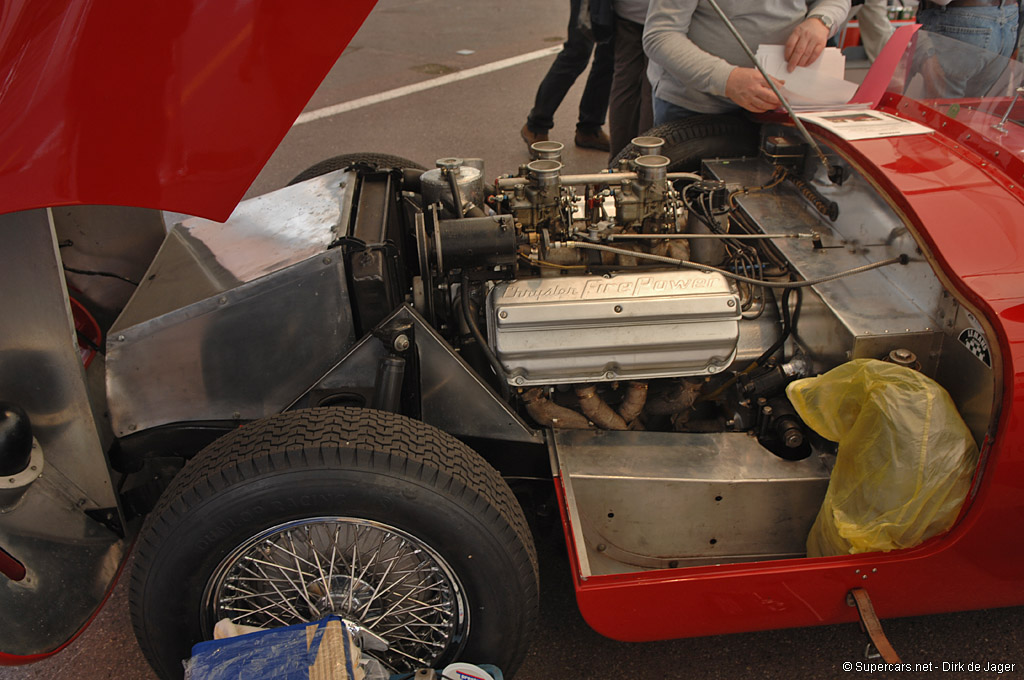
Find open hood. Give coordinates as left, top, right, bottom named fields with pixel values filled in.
left=0, top=0, right=376, bottom=222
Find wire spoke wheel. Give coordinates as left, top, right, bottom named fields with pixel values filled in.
left=131, top=408, right=538, bottom=680
left=202, top=516, right=468, bottom=671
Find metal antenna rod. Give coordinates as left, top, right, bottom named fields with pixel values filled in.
left=705, top=0, right=834, bottom=179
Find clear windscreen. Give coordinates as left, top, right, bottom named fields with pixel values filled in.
left=889, top=29, right=1024, bottom=119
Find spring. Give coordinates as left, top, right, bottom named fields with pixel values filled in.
left=785, top=171, right=839, bottom=221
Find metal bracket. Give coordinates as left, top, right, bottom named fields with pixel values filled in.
left=847, top=587, right=901, bottom=663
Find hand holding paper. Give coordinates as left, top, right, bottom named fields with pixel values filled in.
left=757, top=45, right=859, bottom=108
left=725, top=67, right=784, bottom=113
left=784, top=16, right=831, bottom=71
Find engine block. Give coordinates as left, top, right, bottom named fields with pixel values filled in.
left=486, top=270, right=740, bottom=386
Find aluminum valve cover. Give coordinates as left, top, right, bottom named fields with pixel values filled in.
left=486, top=270, right=740, bottom=386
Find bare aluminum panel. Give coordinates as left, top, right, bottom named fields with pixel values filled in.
left=0, top=209, right=123, bottom=656
left=0, top=210, right=117, bottom=509
left=106, top=172, right=358, bottom=437
left=554, top=430, right=831, bottom=578
left=107, top=256, right=355, bottom=437
left=0, top=474, right=123, bottom=655
left=112, top=170, right=356, bottom=330
left=487, top=271, right=741, bottom=386
left=704, top=158, right=943, bottom=373
left=53, top=205, right=168, bottom=321
left=294, top=306, right=541, bottom=444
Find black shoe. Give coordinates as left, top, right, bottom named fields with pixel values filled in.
left=521, top=124, right=550, bottom=147
left=575, top=128, right=610, bottom=152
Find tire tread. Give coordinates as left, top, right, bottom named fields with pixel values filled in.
left=131, top=407, right=538, bottom=678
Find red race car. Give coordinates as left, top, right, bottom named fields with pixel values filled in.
left=1, top=3, right=1022, bottom=679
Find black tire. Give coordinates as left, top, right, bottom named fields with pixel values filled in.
left=130, top=408, right=539, bottom=679
left=288, top=152, right=426, bottom=185
left=610, top=114, right=760, bottom=173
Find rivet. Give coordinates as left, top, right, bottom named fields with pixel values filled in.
left=117, top=335, right=126, bottom=342
left=499, top=311, right=508, bottom=319
left=872, top=568, right=878, bottom=573
left=613, top=305, right=623, bottom=313
left=862, top=574, right=868, bottom=580
left=218, top=296, right=228, bottom=305
left=323, top=257, right=332, bottom=265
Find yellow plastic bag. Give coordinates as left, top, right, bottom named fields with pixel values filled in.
left=786, top=359, right=978, bottom=557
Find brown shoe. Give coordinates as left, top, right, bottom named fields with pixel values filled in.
left=575, top=128, right=610, bottom=152
left=521, top=124, right=549, bottom=147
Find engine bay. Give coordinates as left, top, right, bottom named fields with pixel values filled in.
left=106, top=123, right=997, bottom=574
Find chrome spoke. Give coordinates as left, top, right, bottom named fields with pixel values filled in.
left=286, top=531, right=320, bottom=619
left=203, top=517, right=467, bottom=673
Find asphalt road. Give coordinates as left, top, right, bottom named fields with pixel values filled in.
left=3, top=1, right=1023, bottom=679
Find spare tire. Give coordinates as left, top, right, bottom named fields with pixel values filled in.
left=610, top=114, right=760, bottom=173
left=288, top=152, right=426, bottom=185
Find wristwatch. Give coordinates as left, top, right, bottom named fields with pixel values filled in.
left=808, top=13, right=834, bottom=32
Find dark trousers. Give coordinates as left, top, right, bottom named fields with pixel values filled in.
left=526, top=0, right=615, bottom=133
left=608, top=15, right=653, bottom=160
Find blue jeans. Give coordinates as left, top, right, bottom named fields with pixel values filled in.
left=917, top=3, right=1019, bottom=96
left=652, top=96, right=699, bottom=126
left=526, top=0, right=614, bottom=133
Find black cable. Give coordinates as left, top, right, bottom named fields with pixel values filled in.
left=460, top=275, right=509, bottom=398
left=446, top=169, right=465, bottom=218
left=755, top=286, right=802, bottom=366
left=700, top=284, right=802, bottom=402
left=62, top=265, right=138, bottom=286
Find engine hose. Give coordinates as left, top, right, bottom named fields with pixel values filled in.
left=756, top=286, right=801, bottom=365
left=446, top=169, right=466, bottom=218
left=558, top=241, right=908, bottom=289
left=460, top=276, right=509, bottom=397
left=700, top=286, right=802, bottom=403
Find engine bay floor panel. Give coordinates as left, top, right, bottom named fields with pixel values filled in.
left=553, top=429, right=832, bottom=579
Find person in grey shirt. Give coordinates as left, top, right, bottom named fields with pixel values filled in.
left=644, top=0, right=851, bottom=123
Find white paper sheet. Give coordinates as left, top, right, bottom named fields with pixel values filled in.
left=797, top=109, right=934, bottom=140
left=756, top=45, right=859, bottom=108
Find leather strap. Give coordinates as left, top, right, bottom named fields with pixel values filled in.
left=848, top=588, right=901, bottom=664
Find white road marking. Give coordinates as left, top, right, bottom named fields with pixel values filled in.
left=293, top=45, right=562, bottom=126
